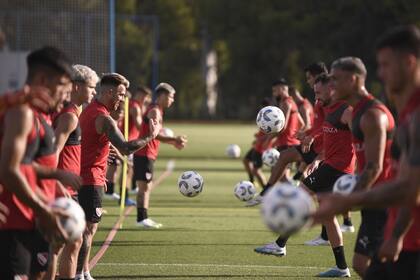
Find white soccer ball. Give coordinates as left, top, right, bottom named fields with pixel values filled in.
left=262, top=148, right=280, bottom=167
left=333, top=174, right=358, bottom=195
left=256, top=106, right=286, bottom=134
left=233, top=181, right=256, bottom=201
left=51, top=197, right=86, bottom=242
left=261, top=182, right=315, bottom=236
left=226, top=144, right=241, bottom=158
left=160, top=127, right=174, bottom=138
left=178, top=171, right=204, bottom=197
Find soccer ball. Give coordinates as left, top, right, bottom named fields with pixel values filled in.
left=226, top=144, right=241, bottom=158
left=333, top=174, right=358, bottom=195
left=51, top=197, right=86, bottom=241
left=262, top=148, right=280, bottom=167
left=233, top=181, right=256, bottom=201
left=256, top=106, right=285, bottom=134
left=261, top=182, right=315, bottom=236
left=178, top=171, right=204, bottom=197
left=160, top=127, right=174, bottom=138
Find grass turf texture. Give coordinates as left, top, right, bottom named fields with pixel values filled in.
left=92, top=122, right=361, bottom=279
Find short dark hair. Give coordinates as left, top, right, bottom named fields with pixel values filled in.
left=304, top=62, right=328, bottom=76
left=100, top=73, right=129, bottom=88
left=314, top=73, right=330, bottom=85
left=272, top=77, right=288, bottom=87
left=331, top=57, right=367, bottom=77
left=376, top=25, right=420, bottom=58
left=27, top=46, right=73, bottom=79
left=134, top=85, right=152, bottom=96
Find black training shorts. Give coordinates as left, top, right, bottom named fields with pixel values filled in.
left=302, top=163, right=347, bottom=193
left=78, top=185, right=103, bottom=223
left=133, top=155, right=155, bottom=183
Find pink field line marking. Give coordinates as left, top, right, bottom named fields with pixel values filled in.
left=89, top=162, right=175, bottom=270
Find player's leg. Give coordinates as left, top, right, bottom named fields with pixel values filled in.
left=76, top=185, right=102, bottom=280
left=0, top=231, right=33, bottom=279
left=340, top=211, right=354, bottom=233
left=58, top=236, right=83, bottom=279
left=243, top=148, right=255, bottom=183
left=251, top=150, right=266, bottom=187
left=104, top=163, right=120, bottom=200
left=353, top=209, right=387, bottom=277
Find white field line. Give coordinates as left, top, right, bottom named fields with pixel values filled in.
left=95, top=262, right=328, bottom=270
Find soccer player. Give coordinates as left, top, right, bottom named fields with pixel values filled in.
left=53, top=64, right=99, bottom=280
left=313, top=25, right=420, bottom=280
left=255, top=74, right=355, bottom=278
left=289, top=86, right=314, bottom=132
left=0, top=85, right=54, bottom=113
left=76, top=73, right=160, bottom=280
left=329, top=57, right=395, bottom=277
left=0, top=46, right=73, bottom=279
left=134, top=83, right=187, bottom=228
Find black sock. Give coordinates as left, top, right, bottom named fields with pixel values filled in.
left=343, top=217, right=352, bottom=226
left=248, top=174, right=254, bottom=183
left=137, top=207, right=148, bottom=222
left=321, top=225, right=329, bottom=241
left=260, top=183, right=272, bottom=196
left=332, top=246, right=347, bottom=269
left=293, top=171, right=303, bottom=181
left=106, top=182, right=114, bottom=194
left=275, top=236, right=289, bottom=248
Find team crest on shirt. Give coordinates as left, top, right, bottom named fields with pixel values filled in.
left=96, top=207, right=103, bottom=217
left=145, top=172, right=152, bottom=180
left=37, top=252, right=49, bottom=266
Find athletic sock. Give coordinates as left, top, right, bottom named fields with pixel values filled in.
left=321, top=225, right=329, bottom=241
left=248, top=174, right=254, bottom=183
left=260, top=183, right=272, bottom=196
left=137, top=207, right=148, bottom=222
left=332, top=246, right=347, bottom=269
left=292, top=171, right=303, bottom=181
left=275, top=236, right=289, bottom=248
left=105, top=182, right=114, bottom=194
left=343, top=217, right=353, bottom=226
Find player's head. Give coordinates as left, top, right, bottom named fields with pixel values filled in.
left=314, top=73, right=333, bottom=106
left=304, top=62, right=328, bottom=88
left=72, top=64, right=99, bottom=105
left=376, top=25, right=420, bottom=96
left=271, top=78, right=289, bottom=99
left=155, top=82, right=175, bottom=109
left=330, top=57, right=367, bottom=100
left=133, top=85, right=152, bottom=107
left=99, top=73, right=130, bottom=111
left=26, top=46, right=73, bottom=112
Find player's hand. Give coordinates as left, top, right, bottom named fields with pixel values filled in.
left=23, top=85, right=54, bottom=112
left=56, top=170, right=82, bottom=191
left=301, top=136, right=314, bottom=153
left=37, top=206, right=69, bottom=244
left=378, top=237, right=403, bottom=263
left=306, top=159, right=320, bottom=175
left=311, top=193, right=352, bottom=225
left=149, top=118, right=161, bottom=139
left=295, top=130, right=306, bottom=141
left=108, top=146, right=123, bottom=164
left=174, top=135, right=187, bottom=150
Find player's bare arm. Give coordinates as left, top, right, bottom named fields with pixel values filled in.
left=0, top=106, right=68, bottom=241
left=353, top=108, right=388, bottom=191
left=130, top=104, right=142, bottom=129
left=407, top=109, right=420, bottom=204
left=54, top=112, right=79, bottom=154
left=279, top=100, right=292, bottom=130
left=150, top=107, right=187, bottom=149
left=97, top=114, right=159, bottom=155
left=33, top=162, right=82, bottom=190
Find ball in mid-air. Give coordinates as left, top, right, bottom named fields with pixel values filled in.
left=256, top=106, right=285, bottom=134
left=178, top=171, right=204, bottom=197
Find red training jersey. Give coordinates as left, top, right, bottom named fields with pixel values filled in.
left=322, top=101, right=355, bottom=173
left=34, top=112, right=57, bottom=202
left=307, top=101, right=324, bottom=154
left=384, top=88, right=420, bottom=252
left=54, top=103, right=81, bottom=196
left=254, top=130, right=272, bottom=153
left=135, top=104, right=162, bottom=160
left=275, top=96, right=301, bottom=147
left=351, top=95, right=395, bottom=186
left=0, top=106, right=39, bottom=230
left=297, top=98, right=314, bottom=127
left=80, top=100, right=110, bottom=186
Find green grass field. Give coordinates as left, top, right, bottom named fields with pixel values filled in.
left=91, top=123, right=361, bottom=279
